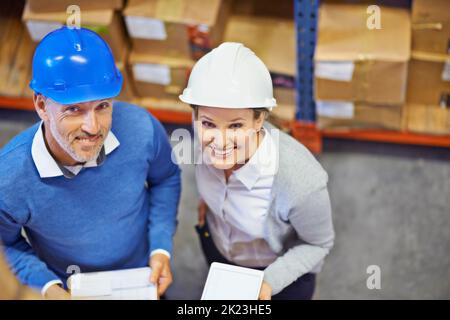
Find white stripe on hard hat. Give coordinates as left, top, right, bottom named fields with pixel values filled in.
left=179, top=42, right=277, bottom=109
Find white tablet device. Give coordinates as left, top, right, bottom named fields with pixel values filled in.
left=201, top=262, right=264, bottom=300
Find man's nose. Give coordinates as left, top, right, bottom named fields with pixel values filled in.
left=81, top=111, right=100, bottom=135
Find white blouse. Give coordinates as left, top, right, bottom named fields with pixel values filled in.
left=196, top=128, right=280, bottom=267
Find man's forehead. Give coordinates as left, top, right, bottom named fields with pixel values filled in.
left=45, top=96, right=112, bottom=107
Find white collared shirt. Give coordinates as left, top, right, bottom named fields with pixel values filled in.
left=196, top=128, right=279, bottom=267
left=30, top=122, right=170, bottom=296
left=31, top=121, right=120, bottom=178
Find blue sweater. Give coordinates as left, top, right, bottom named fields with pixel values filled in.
left=0, top=102, right=181, bottom=291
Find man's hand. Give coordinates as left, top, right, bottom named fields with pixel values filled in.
left=259, top=281, right=272, bottom=300
left=44, top=284, right=71, bottom=300
left=149, top=253, right=173, bottom=298
left=198, top=199, right=208, bottom=227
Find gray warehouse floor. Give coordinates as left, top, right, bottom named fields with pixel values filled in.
left=1, top=109, right=449, bottom=299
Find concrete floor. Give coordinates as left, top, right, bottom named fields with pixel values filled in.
left=1, top=109, right=449, bottom=299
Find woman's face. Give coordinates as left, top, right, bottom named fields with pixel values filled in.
left=196, top=106, right=264, bottom=170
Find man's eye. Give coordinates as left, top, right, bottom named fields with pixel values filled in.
left=229, top=123, right=243, bottom=129
left=202, top=121, right=215, bottom=128
left=66, top=106, right=80, bottom=113
left=97, top=103, right=110, bottom=110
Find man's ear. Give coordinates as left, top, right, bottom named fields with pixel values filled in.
left=33, top=93, right=49, bottom=121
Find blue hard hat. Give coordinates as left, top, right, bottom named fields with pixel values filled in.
left=30, top=26, right=123, bottom=105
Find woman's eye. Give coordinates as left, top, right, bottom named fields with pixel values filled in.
left=229, top=123, right=243, bottom=129
left=202, top=121, right=215, bottom=128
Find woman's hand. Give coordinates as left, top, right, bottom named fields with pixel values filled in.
left=198, top=199, right=208, bottom=227
left=259, top=281, right=272, bottom=300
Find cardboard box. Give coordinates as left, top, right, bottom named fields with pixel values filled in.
left=224, top=14, right=295, bottom=77
left=314, top=4, right=410, bottom=105
left=407, top=52, right=450, bottom=107
left=22, top=2, right=128, bottom=62
left=124, top=0, right=230, bottom=60
left=129, top=51, right=193, bottom=99
left=231, top=0, right=293, bottom=19
left=28, top=0, right=123, bottom=13
left=405, top=104, right=450, bottom=135
left=316, top=101, right=404, bottom=130
left=412, top=0, right=450, bottom=55
left=116, top=62, right=136, bottom=102
left=224, top=14, right=296, bottom=121
left=0, top=1, right=35, bottom=98
left=115, top=48, right=137, bottom=102
left=273, top=87, right=295, bottom=107
left=139, top=97, right=190, bottom=113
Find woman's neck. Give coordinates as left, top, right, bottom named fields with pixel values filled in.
left=224, top=128, right=264, bottom=182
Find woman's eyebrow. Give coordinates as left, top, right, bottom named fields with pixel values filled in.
left=228, top=117, right=245, bottom=122
left=200, top=115, right=215, bottom=121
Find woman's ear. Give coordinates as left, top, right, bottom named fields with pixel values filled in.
left=255, top=111, right=266, bottom=132
left=33, top=94, right=49, bottom=121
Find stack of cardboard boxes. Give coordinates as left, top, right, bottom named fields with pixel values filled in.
left=13, top=0, right=298, bottom=120
left=123, top=0, right=298, bottom=120
left=405, top=0, right=450, bottom=135
left=0, top=0, right=34, bottom=98
left=123, top=0, right=230, bottom=110
left=224, top=0, right=297, bottom=122
left=21, top=0, right=136, bottom=101
left=9, top=0, right=448, bottom=136
left=314, top=3, right=410, bottom=131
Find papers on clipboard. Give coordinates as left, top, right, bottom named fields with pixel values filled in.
left=68, top=267, right=157, bottom=300
left=201, top=263, right=264, bottom=300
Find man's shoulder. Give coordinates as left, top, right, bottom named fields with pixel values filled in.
left=112, top=101, right=158, bottom=127
left=0, top=123, right=40, bottom=188
left=111, top=101, right=165, bottom=141
left=0, top=123, right=39, bottom=162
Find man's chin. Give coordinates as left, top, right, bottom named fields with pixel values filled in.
left=71, top=147, right=101, bottom=163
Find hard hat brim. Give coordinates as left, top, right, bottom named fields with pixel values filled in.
left=179, top=93, right=277, bottom=109
left=31, top=73, right=123, bottom=105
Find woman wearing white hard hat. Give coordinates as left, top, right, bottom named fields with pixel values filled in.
left=179, top=42, right=334, bottom=300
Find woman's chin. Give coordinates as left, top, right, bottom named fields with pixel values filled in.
left=209, top=159, right=236, bottom=170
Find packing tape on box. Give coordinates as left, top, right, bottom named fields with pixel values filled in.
left=316, top=100, right=355, bottom=119
left=315, top=61, right=355, bottom=82
left=26, top=20, right=63, bottom=41
left=125, top=16, right=167, bottom=40
left=132, top=63, right=171, bottom=85
left=442, top=61, right=450, bottom=82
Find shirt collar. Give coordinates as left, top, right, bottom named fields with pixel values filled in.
left=31, top=121, right=120, bottom=179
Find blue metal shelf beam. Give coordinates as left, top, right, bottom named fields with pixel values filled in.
left=294, top=0, right=319, bottom=122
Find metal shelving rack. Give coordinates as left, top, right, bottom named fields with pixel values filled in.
left=1, top=0, right=450, bottom=152
left=291, top=0, right=450, bottom=153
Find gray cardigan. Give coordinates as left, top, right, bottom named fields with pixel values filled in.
left=259, top=123, right=334, bottom=295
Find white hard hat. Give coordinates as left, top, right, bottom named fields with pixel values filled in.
left=179, top=42, right=277, bottom=109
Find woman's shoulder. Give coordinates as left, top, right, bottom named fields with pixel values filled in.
left=265, top=122, right=328, bottom=198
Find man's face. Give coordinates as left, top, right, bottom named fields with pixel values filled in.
left=44, top=98, right=113, bottom=163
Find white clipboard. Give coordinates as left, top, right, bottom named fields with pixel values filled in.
left=201, top=262, right=264, bottom=300
left=68, top=267, right=157, bottom=300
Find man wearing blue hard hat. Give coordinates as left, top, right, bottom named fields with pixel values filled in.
left=0, top=27, right=181, bottom=299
